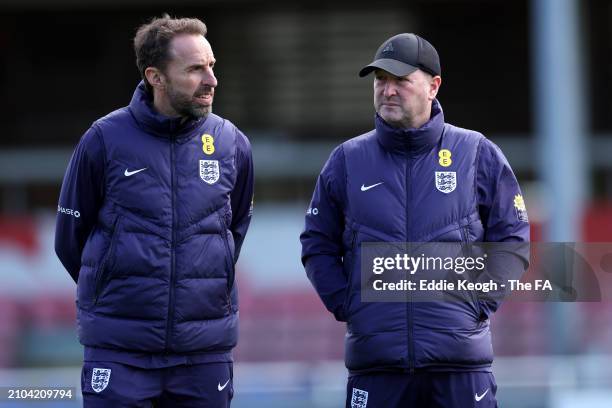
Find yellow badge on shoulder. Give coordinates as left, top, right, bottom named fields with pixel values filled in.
left=438, top=149, right=452, bottom=167
left=514, top=194, right=529, bottom=222
left=202, top=134, right=215, bottom=155
left=513, top=194, right=526, bottom=211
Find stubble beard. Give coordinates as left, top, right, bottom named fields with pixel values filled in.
left=167, top=83, right=212, bottom=119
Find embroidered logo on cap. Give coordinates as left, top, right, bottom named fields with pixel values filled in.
left=382, top=42, right=394, bottom=53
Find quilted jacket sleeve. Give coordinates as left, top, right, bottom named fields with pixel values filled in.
left=300, top=145, right=349, bottom=321
left=476, top=138, right=530, bottom=318
left=55, top=126, right=106, bottom=283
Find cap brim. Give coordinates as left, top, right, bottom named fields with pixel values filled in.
left=358, top=58, right=419, bottom=77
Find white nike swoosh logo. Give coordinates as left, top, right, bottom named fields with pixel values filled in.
left=475, top=389, right=489, bottom=402
left=218, top=379, right=230, bottom=391
left=124, top=168, right=147, bottom=177
left=360, top=182, right=384, bottom=192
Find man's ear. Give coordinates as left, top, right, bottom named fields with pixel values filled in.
left=144, top=67, right=165, bottom=90
left=429, top=76, right=442, bottom=100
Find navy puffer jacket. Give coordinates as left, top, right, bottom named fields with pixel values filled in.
left=56, top=82, right=253, bottom=358
left=301, top=100, right=528, bottom=372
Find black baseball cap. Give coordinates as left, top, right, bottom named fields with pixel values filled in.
left=359, top=33, right=441, bottom=78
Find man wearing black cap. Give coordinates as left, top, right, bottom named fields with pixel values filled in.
left=360, top=33, right=442, bottom=130
left=301, top=33, right=529, bottom=407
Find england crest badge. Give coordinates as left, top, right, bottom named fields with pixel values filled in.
left=200, top=160, right=220, bottom=185
left=91, top=368, right=111, bottom=393
left=435, top=171, right=457, bottom=194
left=351, top=387, right=369, bottom=408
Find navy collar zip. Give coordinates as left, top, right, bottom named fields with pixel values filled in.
left=375, top=99, right=445, bottom=154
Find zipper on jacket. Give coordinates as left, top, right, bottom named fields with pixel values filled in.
left=460, top=224, right=470, bottom=244
left=93, top=215, right=121, bottom=305
left=460, top=224, right=482, bottom=317
left=165, top=137, right=177, bottom=352
left=342, top=229, right=358, bottom=316
left=218, top=213, right=234, bottom=313
left=405, top=153, right=415, bottom=374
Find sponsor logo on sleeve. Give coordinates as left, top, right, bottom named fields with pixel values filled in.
left=306, top=207, right=319, bottom=215
left=514, top=194, right=529, bottom=222
left=57, top=205, right=80, bottom=218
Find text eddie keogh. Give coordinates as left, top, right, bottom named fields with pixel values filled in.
left=370, top=253, right=499, bottom=293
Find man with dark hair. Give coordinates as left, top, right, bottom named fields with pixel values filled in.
left=301, top=33, right=529, bottom=407
left=55, top=15, right=253, bottom=407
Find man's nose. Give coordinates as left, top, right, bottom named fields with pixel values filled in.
left=383, top=81, right=397, bottom=97
left=202, top=68, right=218, bottom=88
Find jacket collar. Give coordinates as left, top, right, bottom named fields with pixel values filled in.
left=375, top=99, right=445, bottom=154
left=128, top=81, right=206, bottom=140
